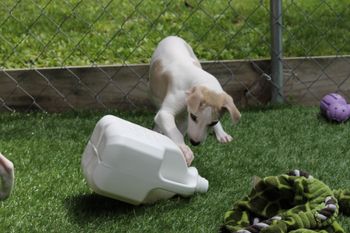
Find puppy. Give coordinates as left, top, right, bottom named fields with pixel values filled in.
left=0, top=153, right=14, bottom=200
left=149, top=36, right=241, bottom=165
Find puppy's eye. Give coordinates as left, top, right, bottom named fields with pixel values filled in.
left=190, top=113, right=197, bottom=122
left=208, top=121, right=218, bottom=127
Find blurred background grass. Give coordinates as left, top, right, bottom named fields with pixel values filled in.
left=0, top=0, right=349, bottom=68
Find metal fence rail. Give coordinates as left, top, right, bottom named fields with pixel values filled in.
left=0, top=0, right=349, bottom=112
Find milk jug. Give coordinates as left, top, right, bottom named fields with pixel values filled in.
left=81, top=115, right=209, bottom=205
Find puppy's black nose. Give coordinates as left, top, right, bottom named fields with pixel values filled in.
left=190, top=139, right=200, bottom=146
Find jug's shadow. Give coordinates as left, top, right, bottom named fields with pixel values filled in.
left=64, top=193, right=142, bottom=225
left=64, top=193, right=191, bottom=225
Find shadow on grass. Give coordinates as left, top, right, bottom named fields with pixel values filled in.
left=316, top=112, right=350, bottom=124
left=64, top=192, right=192, bottom=226
left=64, top=193, right=142, bottom=225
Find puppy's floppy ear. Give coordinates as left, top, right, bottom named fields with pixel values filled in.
left=185, top=86, right=196, bottom=95
left=222, top=94, right=241, bottom=124
left=186, top=87, right=204, bottom=113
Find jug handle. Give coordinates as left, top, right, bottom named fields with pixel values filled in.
left=160, top=177, right=194, bottom=196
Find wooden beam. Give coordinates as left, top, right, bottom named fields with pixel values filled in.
left=1, top=56, right=350, bottom=112
left=283, top=56, right=350, bottom=105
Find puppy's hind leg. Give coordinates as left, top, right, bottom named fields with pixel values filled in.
left=213, top=121, right=233, bottom=143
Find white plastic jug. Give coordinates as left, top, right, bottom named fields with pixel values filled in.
left=81, top=115, right=208, bottom=205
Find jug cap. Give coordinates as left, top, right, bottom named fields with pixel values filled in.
left=195, top=176, right=209, bottom=193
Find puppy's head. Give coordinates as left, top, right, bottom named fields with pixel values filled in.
left=185, top=86, right=241, bottom=146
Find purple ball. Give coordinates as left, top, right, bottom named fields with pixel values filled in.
left=320, top=93, right=347, bottom=116
left=326, top=103, right=350, bottom=123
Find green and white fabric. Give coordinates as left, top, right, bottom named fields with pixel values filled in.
left=221, top=170, right=350, bottom=233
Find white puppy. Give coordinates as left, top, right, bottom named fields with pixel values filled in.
left=149, top=36, right=241, bottom=165
left=0, top=153, right=14, bottom=200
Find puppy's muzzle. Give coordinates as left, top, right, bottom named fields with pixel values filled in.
left=190, top=139, right=201, bottom=146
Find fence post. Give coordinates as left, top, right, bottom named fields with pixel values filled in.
left=270, top=0, right=284, bottom=104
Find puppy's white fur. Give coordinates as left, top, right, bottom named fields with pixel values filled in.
left=0, top=153, right=14, bottom=200
left=149, top=36, right=241, bottom=165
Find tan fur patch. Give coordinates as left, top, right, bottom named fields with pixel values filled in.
left=149, top=59, right=172, bottom=103
left=197, top=86, right=226, bottom=110
left=193, top=60, right=202, bottom=69
left=188, top=86, right=241, bottom=123
left=187, top=87, right=203, bottom=113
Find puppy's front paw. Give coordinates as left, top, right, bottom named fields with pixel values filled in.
left=178, top=144, right=194, bottom=166
left=215, top=131, right=233, bottom=143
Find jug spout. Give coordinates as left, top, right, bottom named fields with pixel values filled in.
left=159, top=167, right=209, bottom=196
left=196, top=175, right=209, bottom=193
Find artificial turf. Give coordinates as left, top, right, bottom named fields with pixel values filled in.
left=1, top=105, right=350, bottom=232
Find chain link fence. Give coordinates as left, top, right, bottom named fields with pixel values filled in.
left=0, top=0, right=349, bottom=112
left=281, top=0, right=350, bottom=105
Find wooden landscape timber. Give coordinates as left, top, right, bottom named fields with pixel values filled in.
left=1, top=56, right=349, bottom=112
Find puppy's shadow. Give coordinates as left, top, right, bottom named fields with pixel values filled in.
left=64, top=193, right=143, bottom=225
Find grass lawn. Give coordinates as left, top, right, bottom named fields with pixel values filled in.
left=1, top=105, right=350, bottom=232
left=1, top=0, right=349, bottom=68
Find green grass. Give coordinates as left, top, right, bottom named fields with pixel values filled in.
left=1, top=0, right=349, bottom=68
left=1, top=105, right=350, bottom=232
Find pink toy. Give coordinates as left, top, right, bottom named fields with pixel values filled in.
left=320, top=93, right=350, bottom=122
